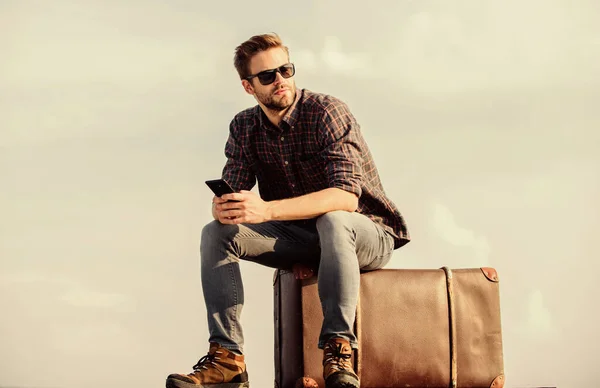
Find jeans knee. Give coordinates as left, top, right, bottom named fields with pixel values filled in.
left=200, top=220, right=239, bottom=256
left=316, top=210, right=351, bottom=233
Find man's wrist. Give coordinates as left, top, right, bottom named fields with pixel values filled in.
left=265, top=201, right=277, bottom=222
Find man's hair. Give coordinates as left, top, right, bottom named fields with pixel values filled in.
left=233, top=33, right=290, bottom=80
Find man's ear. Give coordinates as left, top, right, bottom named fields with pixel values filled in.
left=241, top=79, right=254, bottom=95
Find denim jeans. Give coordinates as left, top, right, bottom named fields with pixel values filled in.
left=199, top=210, right=396, bottom=353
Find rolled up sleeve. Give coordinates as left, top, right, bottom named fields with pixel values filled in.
left=318, top=102, right=363, bottom=198
left=221, top=119, right=256, bottom=192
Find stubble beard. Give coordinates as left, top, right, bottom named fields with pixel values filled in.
left=257, top=84, right=296, bottom=112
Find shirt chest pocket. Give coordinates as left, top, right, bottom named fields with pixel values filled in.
left=252, top=140, right=286, bottom=171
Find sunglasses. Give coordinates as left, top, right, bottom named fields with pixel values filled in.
left=245, top=63, right=295, bottom=85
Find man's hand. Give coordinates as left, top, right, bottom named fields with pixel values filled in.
left=292, top=263, right=315, bottom=280
left=213, top=190, right=272, bottom=224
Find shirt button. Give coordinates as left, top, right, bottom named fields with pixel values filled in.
left=280, top=137, right=284, bottom=141
left=284, top=161, right=289, bottom=165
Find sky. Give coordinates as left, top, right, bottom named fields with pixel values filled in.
left=1, top=1, right=599, bottom=387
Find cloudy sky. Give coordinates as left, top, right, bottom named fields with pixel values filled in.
left=1, top=1, right=599, bottom=387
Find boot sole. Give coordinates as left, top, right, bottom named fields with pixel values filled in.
left=166, top=379, right=249, bottom=388
left=325, top=374, right=359, bottom=388
left=326, top=383, right=358, bottom=388
left=325, top=382, right=359, bottom=388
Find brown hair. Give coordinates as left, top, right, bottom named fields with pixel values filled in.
left=233, top=33, right=290, bottom=80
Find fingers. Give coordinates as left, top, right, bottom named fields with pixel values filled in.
left=221, top=193, right=244, bottom=202
left=217, top=208, right=246, bottom=224
left=219, top=216, right=235, bottom=224
left=213, top=194, right=243, bottom=204
left=220, top=209, right=243, bottom=218
left=213, top=196, right=228, bottom=204
left=219, top=215, right=246, bottom=225
left=218, top=201, right=245, bottom=211
left=292, top=263, right=315, bottom=280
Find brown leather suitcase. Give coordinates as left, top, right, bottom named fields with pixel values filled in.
left=273, top=267, right=505, bottom=388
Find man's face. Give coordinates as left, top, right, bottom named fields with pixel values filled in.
left=243, top=47, right=296, bottom=112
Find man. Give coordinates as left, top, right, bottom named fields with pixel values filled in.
left=166, top=33, right=410, bottom=388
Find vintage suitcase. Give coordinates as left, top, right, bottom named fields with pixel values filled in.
left=273, top=266, right=505, bottom=388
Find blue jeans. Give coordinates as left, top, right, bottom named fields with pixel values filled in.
left=200, top=210, right=395, bottom=353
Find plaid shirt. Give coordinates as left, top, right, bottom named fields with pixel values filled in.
left=221, top=88, right=410, bottom=249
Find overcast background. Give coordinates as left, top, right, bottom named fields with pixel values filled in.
left=1, top=1, right=599, bottom=388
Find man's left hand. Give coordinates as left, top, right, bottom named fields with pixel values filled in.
left=217, top=190, right=272, bottom=224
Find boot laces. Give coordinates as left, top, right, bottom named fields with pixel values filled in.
left=324, top=343, right=352, bottom=372
left=192, top=350, right=223, bottom=371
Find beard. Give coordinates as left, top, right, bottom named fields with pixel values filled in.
left=255, top=82, right=296, bottom=112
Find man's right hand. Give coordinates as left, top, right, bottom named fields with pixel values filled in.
left=212, top=196, right=233, bottom=222
left=293, top=263, right=315, bottom=280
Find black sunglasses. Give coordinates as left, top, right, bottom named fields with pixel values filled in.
left=245, top=63, right=295, bottom=85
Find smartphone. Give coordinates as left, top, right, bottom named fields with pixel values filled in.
left=205, top=179, right=237, bottom=199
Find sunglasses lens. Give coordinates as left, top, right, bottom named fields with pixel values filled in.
left=280, top=64, right=295, bottom=78
left=258, top=72, right=277, bottom=85
left=254, top=64, right=295, bottom=85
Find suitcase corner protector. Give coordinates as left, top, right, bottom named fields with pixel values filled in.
left=481, top=267, right=500, bottom=282
left=489, top=373, right=505, bottom=388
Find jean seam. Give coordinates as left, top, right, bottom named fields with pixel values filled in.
left=232, top=236, right=316, bottom=245
left=229, top=263, right=237, bottom=341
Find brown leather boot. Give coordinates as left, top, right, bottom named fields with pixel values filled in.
left=166, top=342, right=249, bottom=388
left=322, top=337, right=359, bottom=388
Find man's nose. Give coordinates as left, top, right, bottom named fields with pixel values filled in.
left=272, top=71, right=286, bottom=86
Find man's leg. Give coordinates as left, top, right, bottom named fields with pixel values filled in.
left=168, top=220, right=317, bottom=387
left=315, top=210, right=395, bottom=350
left=314, top=211, right=395, bottom=388
left=200, top=219, right=320, bottom=354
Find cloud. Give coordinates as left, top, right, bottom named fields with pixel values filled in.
left=0, top=2, right=231, bottom=87
left=320, top=36, right=375, bottom=78
left=61, top=290, right=133, bottom=310
left=292, top=49, right=319, bottom=73
left=0, top=271, right=78, bottom=288
left=383, top=2, right=599, bottom=93
left=0, top=271, right=135, bottom=311
left=525, top=289, right=555, bottom=337
left=289, top=36, right=376, bottom=79
left=51, top=321, right=131, bottom=355
left=0, top=2, right=240, bottom=148
left=290, top=1, right=600, bottom=93
left=431, top=202, right=491, bottom=266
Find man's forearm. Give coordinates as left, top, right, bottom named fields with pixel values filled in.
left=266, top=187, right=358, bottom=222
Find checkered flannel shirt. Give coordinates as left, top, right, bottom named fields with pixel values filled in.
left=221, top=88, right=410, bottom=249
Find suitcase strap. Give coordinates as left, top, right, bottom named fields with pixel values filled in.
left=442, top=266, right=458, bottom=388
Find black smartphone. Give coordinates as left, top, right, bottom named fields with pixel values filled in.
left=205, top=179, right=237, bottom=198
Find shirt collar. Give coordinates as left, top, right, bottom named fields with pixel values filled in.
left=281, top=88, right=302, bottom=130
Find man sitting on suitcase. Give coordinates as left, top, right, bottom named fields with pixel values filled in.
left=166, top=33, right=410, bottom=388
